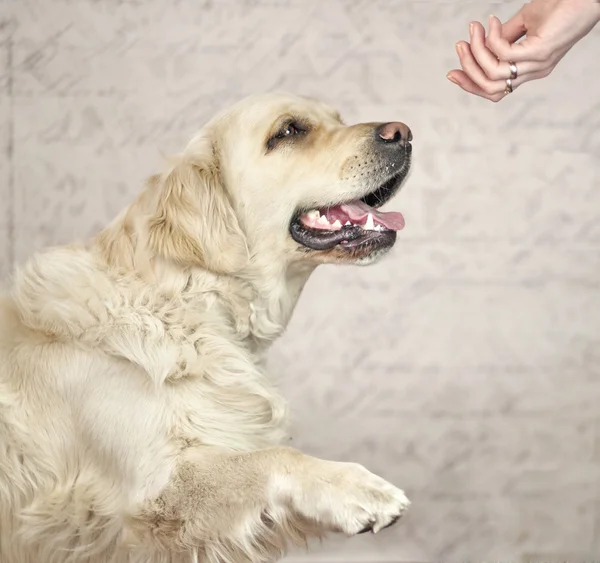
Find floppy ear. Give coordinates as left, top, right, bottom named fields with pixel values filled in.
left=146, top=147, right=248, bottom=275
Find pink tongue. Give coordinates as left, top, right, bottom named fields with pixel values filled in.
left=338, top=201, right=405, bottom=230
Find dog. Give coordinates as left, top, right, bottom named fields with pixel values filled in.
left=0, top=92, right=412, bottom=563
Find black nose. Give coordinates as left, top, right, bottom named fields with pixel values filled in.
left=376, top=122, right=412, bottom=147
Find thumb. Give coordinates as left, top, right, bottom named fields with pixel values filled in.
left=498, top=12, right=526, bottom=43
left=487, top=14, right=536, bottom=61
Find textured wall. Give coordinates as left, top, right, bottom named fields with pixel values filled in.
left=1, top=0, right=599, bottom=561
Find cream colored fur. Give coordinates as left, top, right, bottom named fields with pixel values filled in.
left=0, top=93, right=409, bottom=563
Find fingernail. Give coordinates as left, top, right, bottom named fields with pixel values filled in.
left=489, top=14, right=496, bottom=25
left=455, top=42, right=463, bottom=54
left=446, top=74, right=458, bottom=85
left=469, top=22, right=474, bottom=36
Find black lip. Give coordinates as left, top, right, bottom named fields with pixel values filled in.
left=290, top=221, right=397, bottom=253
left=290, top=222, right=366, bottom=251
left=289, top=163, right=408, bottom=252
left=363, top=157, right=410, bottom=209
left=341, top=229, right=396, bottom=249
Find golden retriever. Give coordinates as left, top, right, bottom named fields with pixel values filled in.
left=0, top=92, right=412, bottom=563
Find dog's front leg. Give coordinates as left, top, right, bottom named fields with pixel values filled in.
left=128, top=446, right=409, bottom=561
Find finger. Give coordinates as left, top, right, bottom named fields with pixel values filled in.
left=469, top=21, right=544, bottom=80
left=487, top=15, right=548, bottom=62
left=502, top=69, right=557, bottom=99
left=455, top=41, right=506, bottom=97
left=447, top=66, right=555, bottom=102
left=446, top=70, right=504, bottom=102
left=456, top=41, right=554, bottom=95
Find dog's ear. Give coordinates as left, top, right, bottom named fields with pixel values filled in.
left=146, top=142, right=248, bottom=275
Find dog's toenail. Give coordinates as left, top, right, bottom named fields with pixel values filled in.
left=381, top=515, right=401, bottom=531
left=358, top=520, right=375, bottom=534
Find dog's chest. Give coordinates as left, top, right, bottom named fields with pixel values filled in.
left=102, top=283, right=290, bottom=450
left=168, top=370, right=289, bottom=451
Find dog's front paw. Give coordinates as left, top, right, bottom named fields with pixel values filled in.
left=326, top=461, right=410, bottom=535
left=294, top=461, right=410, bottom=535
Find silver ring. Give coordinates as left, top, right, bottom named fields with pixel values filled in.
left=508, top=61, right=518, bottom=80
left=504, top=78, right=513, bottom=95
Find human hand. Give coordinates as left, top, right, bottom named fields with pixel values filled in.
left=447, top=0, right=600, bottom=102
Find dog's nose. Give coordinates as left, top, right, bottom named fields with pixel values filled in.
left=376, top=122, right=412, bottom=146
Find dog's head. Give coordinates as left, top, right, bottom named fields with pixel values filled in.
left=146, top=92, right=411, bottom=274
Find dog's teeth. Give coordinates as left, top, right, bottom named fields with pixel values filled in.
left=331, top=219, right=342, bottom=229
left=317, top=215, right=330, bottom=226
left=345, top=220, right=351, bottom=226
left=306, top=209, right=320, bottom=220
left=364, top=213, right=375, bottom=231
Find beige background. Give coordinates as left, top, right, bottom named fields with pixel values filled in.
left=1, top=0, right=599, bottom=561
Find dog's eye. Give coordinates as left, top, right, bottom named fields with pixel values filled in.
left=266, top=121, right=307, bottom=151
left=281, top=124, right=299, bottom=136
left=278, top=122, right=303, bottom=138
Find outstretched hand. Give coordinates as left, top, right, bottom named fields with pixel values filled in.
left=447, top=0, right=600, bottom=102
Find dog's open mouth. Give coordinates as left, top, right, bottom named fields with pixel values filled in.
left=290, top=172, right=406, bottom=252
